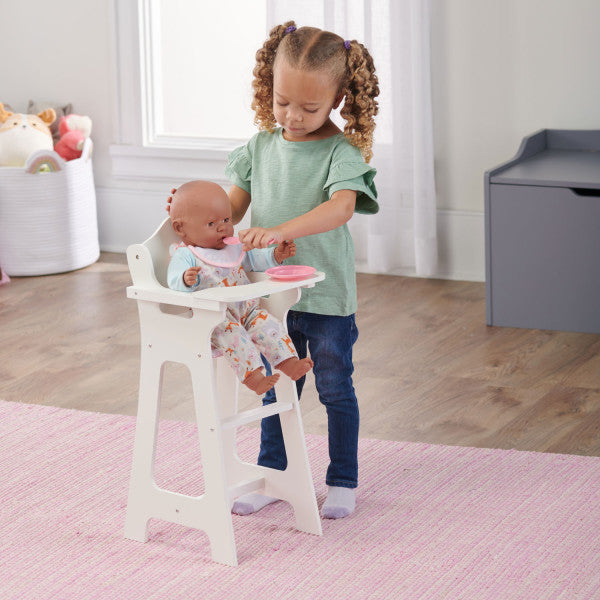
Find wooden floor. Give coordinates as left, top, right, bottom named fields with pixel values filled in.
left=1, top=252, right=599, bottom=456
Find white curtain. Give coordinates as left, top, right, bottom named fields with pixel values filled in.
left=266, top=0, right=437, bottom=277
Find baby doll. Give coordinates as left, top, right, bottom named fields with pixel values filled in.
left=167, top=180, right=313, bottom=394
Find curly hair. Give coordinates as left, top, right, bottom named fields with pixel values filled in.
left=251, top=21, right=380, bottom=163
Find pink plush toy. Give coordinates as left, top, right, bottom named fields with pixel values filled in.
left=54, top=114, right=92, bottom=161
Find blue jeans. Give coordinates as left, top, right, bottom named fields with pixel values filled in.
left=259, top=311, right=359, bottom=488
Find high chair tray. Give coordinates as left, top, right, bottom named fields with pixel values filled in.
left=126, top=270, right=324, bottom=309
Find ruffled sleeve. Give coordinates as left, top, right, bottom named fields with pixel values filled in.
left=225, top=144, right=252, bottom=194
left=324, top=145, right=379, bottom=215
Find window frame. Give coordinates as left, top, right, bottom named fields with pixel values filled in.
left=110, top=0, right=251, bottom=183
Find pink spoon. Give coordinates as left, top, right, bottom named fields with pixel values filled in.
left=223, top=236, right=276, bottom=245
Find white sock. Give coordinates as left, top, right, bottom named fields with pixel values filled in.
left=320, top=486, right=356, bottom=519
left=231, top=493, right=279, bottom=516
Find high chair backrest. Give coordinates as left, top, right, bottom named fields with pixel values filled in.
left=127, top=217, right=178, bottom=289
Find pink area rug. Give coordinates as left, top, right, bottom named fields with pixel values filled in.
left=1, top=400, right=599, bottom=600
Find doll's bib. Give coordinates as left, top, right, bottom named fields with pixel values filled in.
left=185, top=243, right=245, bottom=268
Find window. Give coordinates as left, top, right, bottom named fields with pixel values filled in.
left=153, top=1, right=267, bottom=142
left=111, top=0, right=269, bottom=182
left=110, top=0, right=440, bottom=277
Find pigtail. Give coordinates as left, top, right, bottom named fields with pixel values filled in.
left=339, top=40, right=379, bottom=163
left=251, top=21, right=297, bottom=131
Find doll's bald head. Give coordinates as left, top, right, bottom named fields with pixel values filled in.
left=169, top=180, right=234, bottom=249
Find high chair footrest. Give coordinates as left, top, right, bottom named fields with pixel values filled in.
left=221, top=402, right=294, bottom=429
left=228, top=477, right=266, bottom=503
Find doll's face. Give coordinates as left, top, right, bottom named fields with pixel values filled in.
left=170, top=181, right=234, bottom=249
left=272, top=59, right=342, bottom=142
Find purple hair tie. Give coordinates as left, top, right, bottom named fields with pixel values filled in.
left=344, top=40, right=351, bottom=50
left=285, top=25, right=296, bottom=34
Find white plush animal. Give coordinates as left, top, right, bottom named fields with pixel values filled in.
left=0, top=103, right=56, bottom=167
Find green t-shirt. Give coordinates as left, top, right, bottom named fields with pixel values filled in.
left=225, top=128, right=378, bottom=316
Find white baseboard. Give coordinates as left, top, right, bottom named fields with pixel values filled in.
left=97, top=186, right=485, bottom=282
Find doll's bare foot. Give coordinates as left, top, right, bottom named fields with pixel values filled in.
left=276, top=357, right=314, bottom=381
left=243, top=368, right=280, bottom=395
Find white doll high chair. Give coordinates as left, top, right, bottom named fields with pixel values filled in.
left=124, top=217, right=324, bottom=566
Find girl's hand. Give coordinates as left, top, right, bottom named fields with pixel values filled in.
left=274, top=240, right=296, bottom=264
left=166, top=188, right=177, bottom=213
left=239, top=227, right=283, bottom=250
left=183, top=266, right=201, bottom=287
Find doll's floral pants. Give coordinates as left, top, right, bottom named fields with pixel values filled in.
left=211, top=304, right=297, bottom=382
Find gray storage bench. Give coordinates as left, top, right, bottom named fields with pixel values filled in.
left=485, top=129, right=600, bottom=334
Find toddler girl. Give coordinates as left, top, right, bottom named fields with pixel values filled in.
left=225, top=22, right=380, bottom=519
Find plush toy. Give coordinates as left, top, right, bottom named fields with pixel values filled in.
left=27, top=100, right=73, bottom=144
left=54, top=114, right=92, bottom=161
left=0, top=103, right=56, bottom=167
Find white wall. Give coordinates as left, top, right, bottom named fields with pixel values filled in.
left=0, top=1, right=116, bottom=186
left=430, top=0, right=600, bottom=213
left=1, top=1, right=599, bottom=280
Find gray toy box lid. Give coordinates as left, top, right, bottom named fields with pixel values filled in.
left=489, top=129, right=600, bottom=190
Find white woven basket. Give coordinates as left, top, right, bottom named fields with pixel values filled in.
left=0, top=138, right=99, bottom=276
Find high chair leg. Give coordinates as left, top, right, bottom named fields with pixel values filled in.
left=219, top=370, right=322, bottom=538
left=215, top=358, right=245, bottom=499
left=189, top=357, right=239, bottom=566
left=124, top=354, right=165, bottom=542
left=278, top=401, right=323, bottom=535
left=258, top=378, right=322, bottom=536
